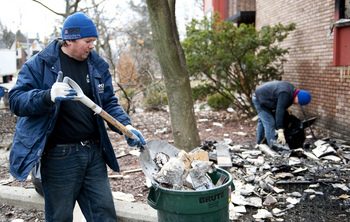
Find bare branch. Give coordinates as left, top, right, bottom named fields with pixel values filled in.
left=32, top=0, right=66, bottom=17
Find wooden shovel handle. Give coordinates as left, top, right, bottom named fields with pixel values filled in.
left=98, top=108, right=135, bottom=138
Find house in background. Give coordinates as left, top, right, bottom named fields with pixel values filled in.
left=204, top=0, right=255, bottom=25
left=16, top=39, right=46, bottom=69
left=204, top=0, right=350, bottom=140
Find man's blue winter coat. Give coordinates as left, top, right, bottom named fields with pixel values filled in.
left=8, top=40, right=131, bottom=182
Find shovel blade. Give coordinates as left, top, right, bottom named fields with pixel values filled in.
left=139, top=139, right=180, bottom=182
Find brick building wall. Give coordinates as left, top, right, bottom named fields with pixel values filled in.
left=256, top=0, right=350, bottom=139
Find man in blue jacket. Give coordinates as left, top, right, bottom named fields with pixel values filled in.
left=252, top=81, right=311, bottom=146
left=8, top=12, right=145, bottom=221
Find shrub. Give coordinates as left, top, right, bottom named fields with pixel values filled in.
left=182, top=12, right=296, bottom=116
left=207, top=93, right=231, bottom=110
left=143, top=82, right=168, bottom=110
left=192, top=84, right=212, bottom=102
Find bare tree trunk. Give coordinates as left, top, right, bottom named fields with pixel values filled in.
left=146, top=0, right=200, bottom=151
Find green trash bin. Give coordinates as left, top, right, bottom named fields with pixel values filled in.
left=147, top=168, right=234, bottom=222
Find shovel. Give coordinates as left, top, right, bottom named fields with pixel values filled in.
left=62, top=76, right=139, bottom=141
left=62, top=76, right=180, bottom=181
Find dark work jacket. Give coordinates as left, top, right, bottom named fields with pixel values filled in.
left=8, top=39, right=131, bottom=181
left=254, top=81, right=296, bottom=130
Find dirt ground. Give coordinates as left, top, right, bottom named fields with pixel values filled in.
left=0, top=104, right=262, bottom=221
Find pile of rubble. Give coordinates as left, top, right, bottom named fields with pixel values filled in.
left=201, top=137, right=350, bottom=221
left=152, top=148, right=227, bottom=191
left=144, top=136, right=350, bottom=220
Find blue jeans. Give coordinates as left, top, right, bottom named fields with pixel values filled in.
left=41, top=141, right=117, bottom=222
left=252, top=97, right=277, bottom=145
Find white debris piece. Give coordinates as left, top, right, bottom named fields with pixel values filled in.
left=303, top=151, right=319, bottom=160
left=314, top=140, right=327, bottom=146
left=229, top=202, right=244, bottom=220
left=231, top=192, right=262, bottom=208
left=112, top=191, right=135, bottom=202
left=154, top=152, right=170, bottom=168
left=292, top=167, right=308, bottom=174
left=153, top=157, right=186, bottom=189
left=245, top=166, right=257, bottom=174
left=239, top=183, right=256, bottom=196
left=286, top=197, right=300, bottom=205
left=272, top=208, right=286, bottom=216
left=288, top=192, right=302, bottom=197
left=233, top=131, right=247, bottom=136
left=263, top=195, right=277, bottom=205
left=289, top=157, right=301, bottom=165
left=246, top=156, right=264, bottom=165
left=252, top=115, right=259, bottom=121
left=233, top=205, right=247, bottom=213
left=258, top=144, right=281, bottom=158
left=224, top=138, right=233, bottom=144
left=189, top=161, right=216, bottom=190
left=309, top=183, right=320, bottom=188
left=155, top=127, right=168, bottom=134
left=253, top=209, right=273, bottom=219
left=241, top=150, right=262, bottom=158
left=229, top=144, right=243, bottom=152
left=275, top=172, right=294, bottom=179
left=129, top=149, right=140, bottom=157
left=213, top=122, right=223, bottom=127
left=227, top=107, right=235, bottom=113
left=332, top=183, right=350, bottom=192
left=321, top=155, right=341, bottom=162
left=145, top=177, right=152, bottom=188
left=312, top=141, right=336, bottom=158
left=304, top=189, right=316, bottom=194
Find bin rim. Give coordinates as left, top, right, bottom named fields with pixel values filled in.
left=151, top=168, right=233, bottom=195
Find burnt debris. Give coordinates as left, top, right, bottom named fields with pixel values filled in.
left=201, top=137, right=350, bottom=221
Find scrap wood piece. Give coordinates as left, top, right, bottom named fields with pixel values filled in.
left=189, top=148, right=209, bottom=162
left=123, top=168, right=143, bottom=174
left=177, top=150, right=192, bottom=169
left=108, top=174, right=125, bottom=179
left=177, top=148, right=210, bottom=170
left=276, top=180, right=342, bottom=185
left=216, top=143, right=232, bottom=167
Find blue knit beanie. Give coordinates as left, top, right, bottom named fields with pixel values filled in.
left=62, top=12, right=98, bottom=40
left=297, top=90, right=311, bottom=105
